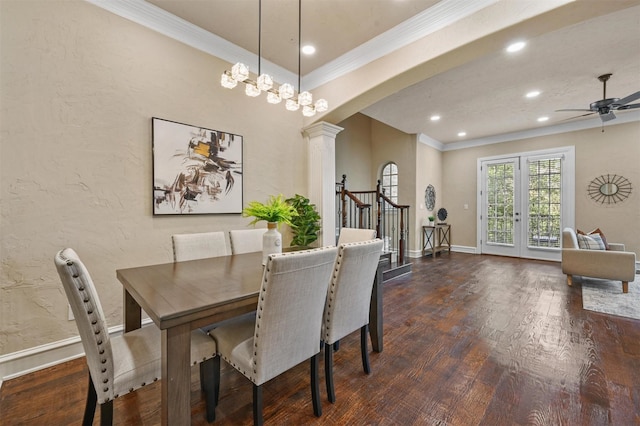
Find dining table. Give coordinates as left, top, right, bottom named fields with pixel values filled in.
left=116, top=250, right=387, bottom=425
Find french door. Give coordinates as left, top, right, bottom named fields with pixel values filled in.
left=478, top=147, right=575, bottom=261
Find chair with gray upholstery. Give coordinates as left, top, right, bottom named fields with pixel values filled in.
left=322, top=239, right=384, bottom=403
left=337, top=227, right=376, bottom=245
left=209, top=246, right=338, bottom=425
left=229, top=228, right=266, bottom=254
left=172, top=231, right=231, bottom=261
left=55, top=248, right=219, bottom=425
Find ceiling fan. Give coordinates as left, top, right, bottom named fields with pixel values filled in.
left=557, top=73, right=640, bottom=122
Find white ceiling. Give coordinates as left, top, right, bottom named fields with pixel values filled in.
left=121, top=0, right=640, bottom=146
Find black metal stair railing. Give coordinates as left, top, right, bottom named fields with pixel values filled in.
left=335, top=175, right=410, bottom=266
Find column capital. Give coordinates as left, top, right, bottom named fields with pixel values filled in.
left=302, top=122, right=344, bottom=139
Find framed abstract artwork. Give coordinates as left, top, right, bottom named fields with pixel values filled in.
left=152, top=117, right=243, bottom=215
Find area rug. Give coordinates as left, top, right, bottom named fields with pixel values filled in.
left=581, top=275, right=640, bottom=320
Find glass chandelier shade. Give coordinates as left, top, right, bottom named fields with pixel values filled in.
left=285, top=99, right=300, bottom=111
left=302, top=105, right=316, bottom=117
left=220, top=72, right=237, bottom=89
left=298, top=91, right=313, bottom=106
left=257, top=73, right=273, bottom=91
left=231, top=62, right=249, bottom=82
left=279, top=83, right=295, bottom=100
left=315, top=99, right=328, bottom=112
left=267, top=91, right=282, bottom=104
left=245, top=82, right=261, bottom=97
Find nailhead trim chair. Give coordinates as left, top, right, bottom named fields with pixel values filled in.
left=55, top=248, right=219, bottom=425
left=229, top=228, right=267, bottom=254
left=337, top=227, right=376, bottom=245
left=209, top=247, right=338, bottom=425
left=172, top=231, right=231, bottom=262
left=322, top=239, right=384, bottom=403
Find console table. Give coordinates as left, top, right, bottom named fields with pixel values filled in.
left=422, top=224, right=451, bottom=259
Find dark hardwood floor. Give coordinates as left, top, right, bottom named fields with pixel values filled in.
left=2, top=253, right=639, bottom=425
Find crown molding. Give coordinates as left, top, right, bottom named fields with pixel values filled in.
left=84, top=0, right=297, bottom=85
left=85, top=0, right=497, bottom=91
left=437, top=110, right=640, bottom=152
left=304, top=0, right=498, bottom=90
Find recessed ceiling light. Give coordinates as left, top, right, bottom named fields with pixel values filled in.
left=537, top=116, right=549, bottom=122
left=458, top=131, right=466, bottom=137
left=301, top=45, right=316, bottom=55
left=506, top=41, right=526, bottom=53
left=430, top=115, right=440, bottom=121
left=526, top=90, right=541, bottom=98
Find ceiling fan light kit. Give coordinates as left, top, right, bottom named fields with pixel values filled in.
left=220, top=0, right=327, bottom=117
left=556, top=73, right=640, bottom=124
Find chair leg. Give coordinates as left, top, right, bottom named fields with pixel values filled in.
left=333, top=340, right=340, bottom=352
left=361, top=325, right=371, bottom=375
left=83, top=374, right=97, bottom=426
left=566, top=275, right=573, bottom=287
left=324, top=343, right=335, bottom=403
left=200, top=357, right=218, bottom=422
left=310, top=354, right=322, bottom=417
left=623, top=281, right=629, bottom=293
left=100, top=400, right=113, bottom=426
left=253, top=384, right=264, bottom=426
left=212, top=356, right=221, bottom=406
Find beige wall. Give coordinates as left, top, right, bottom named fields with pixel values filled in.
left=335, top=113, right=372, bottom=190
left=442, top=121, right=640, bottom=255
left=0, top=1, right=308, bottom=354
left=415, top=142, right=442, bottom=250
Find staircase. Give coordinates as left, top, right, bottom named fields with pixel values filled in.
left=336, top=175, right=412, bottom=282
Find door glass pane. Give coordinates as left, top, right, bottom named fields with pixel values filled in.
left=486, top=163, right=514, bottom=244
left=528, top=158, right=561, bottom=248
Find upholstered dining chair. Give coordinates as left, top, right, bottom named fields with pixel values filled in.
left=337, top=227, right=376, bottom=245
left=172, top=231, right=231, bottom=261
left=55, top=248, right=219, bottom=425
left=322, top=239, right=384, bottom=403
left=209, top=246, right=338, bottom=425
left=229, top=228, right=266, bottom=254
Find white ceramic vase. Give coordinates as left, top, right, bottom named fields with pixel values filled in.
left=262, top=222, right=282, bottom=265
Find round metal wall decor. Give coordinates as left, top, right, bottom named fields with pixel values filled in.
left=424, top=185, right=436, bottom=211
left=437, top=207, right=448, bottom=222
left=587, top=174, right=632, bottom=204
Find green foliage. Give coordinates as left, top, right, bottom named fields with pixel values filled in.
left=428, top=215, right=435, bottom=222
left=286, top=194, right=321, bottom=247
left=242, top=194, right=297, bottom=226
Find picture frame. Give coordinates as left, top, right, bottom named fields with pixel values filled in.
left=152, top=117, right=243, bottom=215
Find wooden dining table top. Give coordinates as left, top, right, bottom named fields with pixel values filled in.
left=116, top=251, right=265, bottom=330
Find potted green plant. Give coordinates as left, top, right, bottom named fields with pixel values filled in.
left=428, top=215, right=435, bottom=226
left=286, top=194, right=321, bottom=248
left=242, top=194, right=297, bottom=264
left=242, top=194, right=297, bottom=227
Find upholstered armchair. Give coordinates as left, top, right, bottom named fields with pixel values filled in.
left=561, top=228, right=636, bottom=293
left=55, top=248, right=219, bottom=425
left=209, top=247, right=338, bottom=425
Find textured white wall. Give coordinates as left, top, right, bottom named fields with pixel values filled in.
left=0, top=1, right=307, bottom=354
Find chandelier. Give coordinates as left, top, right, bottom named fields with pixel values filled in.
left=220, top=0, right=327, bottom=117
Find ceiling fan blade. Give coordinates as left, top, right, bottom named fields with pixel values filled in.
left=555, top=108, right=592, bottom=112
left=612, top=90, right=640, bottom=107
left=559, top=112, right=596, bottom=121
left=616, top=102, right=640, bottom=110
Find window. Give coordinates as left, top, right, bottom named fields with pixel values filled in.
left=527, top=157, right=562, bottom=248
left=381, top=162, right=398, bottom=204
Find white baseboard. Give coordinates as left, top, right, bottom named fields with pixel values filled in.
left=0, top=318, right=153, bottom=389
left=407, top=245, right=478, bottom=258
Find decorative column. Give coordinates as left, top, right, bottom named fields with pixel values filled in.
left=302, top=122, right=343, bottom=247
